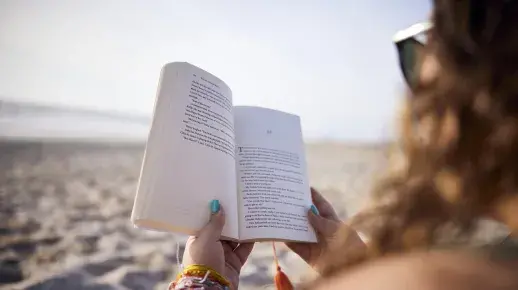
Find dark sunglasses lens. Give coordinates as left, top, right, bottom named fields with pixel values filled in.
left=396, top=38, right=423, bottom=87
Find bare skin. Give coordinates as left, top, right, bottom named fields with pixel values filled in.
left=285, top=188, right=365, bottom=273
left=312, top=251, right=518, bottom=290
left=181, top=188, right=359, bottom=288
left=182, top=208, right=254, bottom=289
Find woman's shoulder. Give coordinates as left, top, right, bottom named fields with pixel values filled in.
left=483, top=235, right=518, bottom=261
left=311, top=250, right=518, bottom=290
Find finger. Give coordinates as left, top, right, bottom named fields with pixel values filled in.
left=311, top=187, right=339, bottom=220
left=198, top=205, right=226, bottom=242
left=285, top=242, right=309, bottom=259
left=308, top=209, right=339, bottom=236
left=233, top=242, right=254, bottom=264
left=223, top=242, right=243, bottom=273
left=226, top=241, right=240, bottom=251
left=222, top=242, right=254, bottom=265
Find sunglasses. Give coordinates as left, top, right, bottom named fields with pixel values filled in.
left=393, top=22, right=432, bottom=87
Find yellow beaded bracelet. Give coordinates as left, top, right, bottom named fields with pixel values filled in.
left=176, top=264, right=231, bottom=288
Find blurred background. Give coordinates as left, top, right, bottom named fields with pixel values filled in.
left=0, top=1, right=429, bottom=289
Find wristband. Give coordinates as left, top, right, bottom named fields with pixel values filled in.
left=170, top=264, right=231, bottom=290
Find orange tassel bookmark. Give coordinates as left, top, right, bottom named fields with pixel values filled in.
left=272, top=242, right=294, bottom=290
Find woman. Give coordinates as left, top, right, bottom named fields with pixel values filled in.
left=172, top=0, right=518, bottom=288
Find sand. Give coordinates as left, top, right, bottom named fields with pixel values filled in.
left=0, top=141, right=390, bottom=289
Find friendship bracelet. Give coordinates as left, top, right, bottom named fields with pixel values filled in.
left=181, top=264, right=231, bottom=286
left=172, top=264, right=232, bottom=289
left=169, top=273, right=229, bottom=290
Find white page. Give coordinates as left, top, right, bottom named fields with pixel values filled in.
left=132, top=62, right=239, bottom=239
left=234, top=106, right=317, bottom=242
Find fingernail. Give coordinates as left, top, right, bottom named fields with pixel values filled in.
left=310, top=204, right=320, bottom=215
left=210, top=199, right=220, bottom=214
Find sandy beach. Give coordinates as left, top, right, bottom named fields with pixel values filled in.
left=0, top=141, right=389, bottom=289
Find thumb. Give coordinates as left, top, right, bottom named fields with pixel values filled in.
left=198, top=200, right=226, bottom=241
left=308, top=210, right=338, bottom=237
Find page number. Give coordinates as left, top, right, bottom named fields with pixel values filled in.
left=266, top=130, right=272, bottom=134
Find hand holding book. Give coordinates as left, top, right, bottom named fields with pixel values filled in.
left=174, top=188, right=355, bottom=289
left=178, top=200, right=254, bottom=290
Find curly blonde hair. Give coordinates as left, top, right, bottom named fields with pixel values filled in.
left=318, top=0, right=518, bottom=278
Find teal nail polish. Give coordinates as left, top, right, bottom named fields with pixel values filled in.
left=210, top=199, right=220, bottom=214
left=310, top=204, right=320, bottom=215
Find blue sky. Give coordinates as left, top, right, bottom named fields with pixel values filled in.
left=0, top=0, right=430, bottom=141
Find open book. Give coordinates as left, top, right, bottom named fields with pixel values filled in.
left=131, top=62, right=316, bottom=243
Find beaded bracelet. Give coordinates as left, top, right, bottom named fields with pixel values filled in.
left=170, top=275, right=228, bottom=289
left=170, top=264, right=231, bottom=290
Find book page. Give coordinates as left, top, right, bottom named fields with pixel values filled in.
left=234, top=106, right=317, bottom=242
left=132, top=62, right=239, bottom=239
